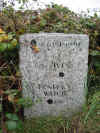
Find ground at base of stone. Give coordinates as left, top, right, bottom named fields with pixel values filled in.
left=16, top=112, right=100, bottom=133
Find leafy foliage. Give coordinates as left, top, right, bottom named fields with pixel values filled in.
left=0, top=29, right=18, bottom=52
left=6, top=113, right=23, bottom=131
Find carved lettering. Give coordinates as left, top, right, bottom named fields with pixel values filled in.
left=47, top=40, right=81, bottom=51
left=43, top=91, right=67, bottom=97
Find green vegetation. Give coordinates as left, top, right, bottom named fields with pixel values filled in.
left=0, top=3, right=100, bottom=133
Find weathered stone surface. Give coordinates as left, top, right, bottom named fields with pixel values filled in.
left=0, top=0, right=3, bottom=10
left=19, top=33, right=89, bottom=117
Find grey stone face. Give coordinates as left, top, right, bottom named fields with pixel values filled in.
left=0, top=0, right=3, bottom=10
left=19, top=33, right=89, bottom=117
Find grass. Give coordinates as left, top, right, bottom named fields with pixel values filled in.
left=15, top=97, right=100, bottom=133
left=15, top=113, right=99, bottom=133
